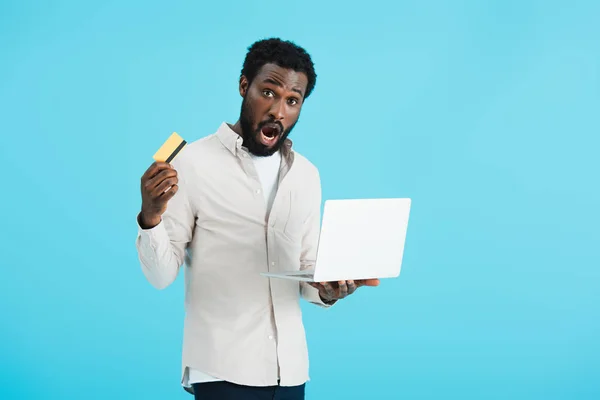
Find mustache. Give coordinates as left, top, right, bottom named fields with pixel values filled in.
left=257, top=119, right=284, bottom=134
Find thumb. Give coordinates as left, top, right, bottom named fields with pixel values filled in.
left=358, top=278, right=380, bottom=287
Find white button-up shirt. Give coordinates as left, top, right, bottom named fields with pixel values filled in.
left=135, top=122, right=331, bottom=393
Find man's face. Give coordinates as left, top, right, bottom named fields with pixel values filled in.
left=238, top=63, right=308, bottom=156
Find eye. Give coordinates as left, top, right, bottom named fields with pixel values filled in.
left=263, top=90, right=274, bottom=98
left=288, top=98, right=299, bottom=106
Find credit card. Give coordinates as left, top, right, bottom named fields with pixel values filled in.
left=153, top=132, right=186, bottom=163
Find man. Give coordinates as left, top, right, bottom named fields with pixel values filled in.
left=135, top=38, right=379, bottom=399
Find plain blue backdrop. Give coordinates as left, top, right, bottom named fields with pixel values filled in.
left=1, top=0, right=599, bottom=399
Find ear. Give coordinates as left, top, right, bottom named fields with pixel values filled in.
left=239, top=76, right=249, bottom=97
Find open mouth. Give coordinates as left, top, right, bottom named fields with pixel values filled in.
left=258, top=123, right=282, bottom=147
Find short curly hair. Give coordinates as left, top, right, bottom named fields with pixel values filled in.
left=241, top=38, right=317, bottom=99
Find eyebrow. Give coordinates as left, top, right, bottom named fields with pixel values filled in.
left=263, top=78, right=304, bottom=98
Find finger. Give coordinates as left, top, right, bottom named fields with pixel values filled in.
left=142, top=162, right=171, bottom=181
left=152, top=176, right=179, bottom=197
left=159, top=184, right=178, bottom=200
left=143, top=167, right=175, bottom=192
left=320, top=282, right=335, bottom=299
left=147, top=169, right=178, bottom=192
left=307, top=282, right=321, bottom=290
left=347, top=280, right=357, bottom=295
left=338, top=280, right=348, bottom=298
left=148, top=167, right=177, bottom=186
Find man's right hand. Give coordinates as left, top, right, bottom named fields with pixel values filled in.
left=139, top=161, right=179, bottom=229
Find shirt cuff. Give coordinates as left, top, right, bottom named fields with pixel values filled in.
left=136, top=213, right=170, bottom=251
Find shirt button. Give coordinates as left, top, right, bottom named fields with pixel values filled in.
left=256, top=189, right=261, bottom=194
left=268, top=335, right=274, bottom=340
left=271, top=262, right=275, bottom=266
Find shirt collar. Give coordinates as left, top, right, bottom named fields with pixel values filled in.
left=216, top=122, right=243, bottom=155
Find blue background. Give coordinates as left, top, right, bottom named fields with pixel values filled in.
left=1, top=0, right=599, bottom=399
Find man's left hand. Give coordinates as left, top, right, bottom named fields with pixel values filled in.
left=308, top=279, right=380, bottom=304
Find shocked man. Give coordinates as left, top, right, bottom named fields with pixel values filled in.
left=135, top=38, right=379, bottom=400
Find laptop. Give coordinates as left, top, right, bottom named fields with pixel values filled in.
left=260, top=198, right=411, bottom=282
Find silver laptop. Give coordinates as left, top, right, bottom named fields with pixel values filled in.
left=261, top=198, right=411, bottom=282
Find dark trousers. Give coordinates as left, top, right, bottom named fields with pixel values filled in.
left=192, top=381, right=305, bottom=400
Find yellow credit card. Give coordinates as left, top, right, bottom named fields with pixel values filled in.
left=153, top=132, right=186, bottom=163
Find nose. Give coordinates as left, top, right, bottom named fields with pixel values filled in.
left=268, top=99, right=285, bottom=121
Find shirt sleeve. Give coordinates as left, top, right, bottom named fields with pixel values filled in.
left=298, top=169, right=335, bottom=308
left=135, top=158, right=195, bottom=289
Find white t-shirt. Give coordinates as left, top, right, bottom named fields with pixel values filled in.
left=250, top=150, right=282, bottom=218
left=186, top=150, right=282, bottom=386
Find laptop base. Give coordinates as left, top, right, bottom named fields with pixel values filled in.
left=260, top=271, right=316, bottom=282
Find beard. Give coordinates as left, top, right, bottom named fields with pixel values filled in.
left=239, top=96, right=297, bottom=157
